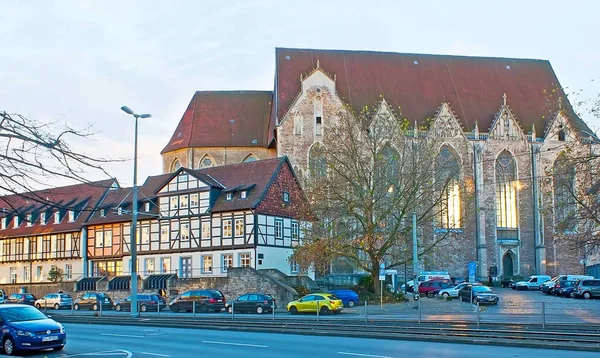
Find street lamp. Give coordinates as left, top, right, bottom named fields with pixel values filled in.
left=121, top=105, right=151, bottom=318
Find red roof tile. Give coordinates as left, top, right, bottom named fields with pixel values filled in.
left=161, top=91, right=274, bottom=154
left=0, top=179, right=116, bottom=238
left=275, top=48, right=582, bottom=134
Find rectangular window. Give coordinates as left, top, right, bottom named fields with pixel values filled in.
left=234, top=218, right=244, bottom=237
left=40, top=213, right=46, bottom=225
left=160, top=225, right=169, bottom=243
left=26, top=214, right=32, bottom=226
left=10, top=267, right=17, bottom=283
left=275, top=219, right=283, bottom=239
left=68, top=210, right=75, bottom=222
left=23, top=266, right=30, bottom=282
left=65, top=264, right=72, bottom=280
left=117, top=207, right=122, bottom=215
left=222, top=254, right=233, bottom=272
left=190, top=193, right=199, bottom=208
left=36, top=266, right=43, bottom=282
left=100, top=209, right=106, bottom=217
left=201, top=222, right=211, bottom=239
left=142, top=226, right=150, bottom=244
left=202, top=255, right=212, bottom=273
left=283, top=192, right=290, bottom=203
left=145, top=258, right=155, bottom=275
left=144, top=202, right=150, bottom=212
left=170, top=196, right=179, bottom=209
left=315, top=116, right=322, bottom=136
left=96, top=231, right=104, bottom=248
left=226, top=193, right=233, bottom=201
left=292, top=222, right=299, bottom=240
left=161, top=257, right=171, bottom=274
left=290, top=260, right=300, bottom=274
left=1, top=217, right=6, bottom=230
left=180, top=257, right=192, bottom=278
left=181, top=222, right=190, bottom=241
left=105, top=230, right=113, bottom=247
left=180, top=195, right=189, bottom=209
left=223, top=219, right=232, bottom=238
left=54, top=211, right=60, bottom=223
left=239, top=252, right=251, bottom=268
left=240, top=191, right=247, bottom=199
left=13, top=216, right=19, bottom=228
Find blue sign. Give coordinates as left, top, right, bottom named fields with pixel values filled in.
left=378, top=268, right=385, bottom=280
left=380, top=263, right=385, bottom=269
left=468, top=262, right=477, bottom=283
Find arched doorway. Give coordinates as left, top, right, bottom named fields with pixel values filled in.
left=502, top=251, right=515, bottom=277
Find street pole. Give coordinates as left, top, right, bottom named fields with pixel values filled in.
left=130, top=115, right=139, bottom=318
left=412, top=211, right=418, bottom=298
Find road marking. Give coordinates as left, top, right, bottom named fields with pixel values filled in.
left=101, top=333, right=145, bottom=338
left=202, top=340, right=268, bottom=348
left=338, top=352, right=393, bottom=358
left=62, top=350, right=133, bottom=357
left=138, top=352, right=171, bottom=357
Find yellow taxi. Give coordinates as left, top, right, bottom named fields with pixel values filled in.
left=287, top=293, right=344, bottom=315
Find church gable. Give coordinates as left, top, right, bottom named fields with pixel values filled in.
left=544, top=111, right=577, bottom=143
left=301, top=62, right=336, bottom=94
left=428, top=103, right=466, bottom=140
left=488, top=94, right=526, bottom=141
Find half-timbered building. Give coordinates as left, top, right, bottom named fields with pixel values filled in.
left=84, top=156, right=309, bottom=287
left=0, top=179, right=117, bottom=284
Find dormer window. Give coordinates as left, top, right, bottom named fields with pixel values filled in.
left=26, top=214, right=33, bottom=227
left=283, top=192, right=290, bottom=203
left=13, top=216, right=19, bottom=228
left=100, top=209, right=106, bottom=217
left=68, top=210, right=75, bottom=222
left=54, top=211, right=60, bottom=224
left=1, top=217, right=6, bottom=230
left=240, top=191, right=247, bottom=199
left=226, top=193, right=233, bottom=201
left=117, top=207, right=122, bottom=215
left=40, top=212, right=46, bottom=225
left=144, top=202, right=150, bottom=212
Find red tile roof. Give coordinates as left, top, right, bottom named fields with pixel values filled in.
left=0, top=179, right=116, bottom=238
left=161, top=91, right=274, bottom=154
left=275, top=48, right=583, bottom=134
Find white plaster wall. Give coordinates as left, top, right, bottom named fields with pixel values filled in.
left=0, top=258, right=82, bottom=284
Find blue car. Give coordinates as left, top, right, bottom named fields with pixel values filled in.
left=329, top=289, right=359, bottom=307
left=0, top=304, right=66, bottom=355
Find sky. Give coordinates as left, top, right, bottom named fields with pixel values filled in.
left=2, top=0, right=599, bottom=189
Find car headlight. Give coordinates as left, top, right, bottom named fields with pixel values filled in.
left=17, top=330, right=35, bottom=337
left=60, top=326, right=66, bottom=333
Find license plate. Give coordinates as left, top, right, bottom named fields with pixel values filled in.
left=42, top=336, right=58, bottom=342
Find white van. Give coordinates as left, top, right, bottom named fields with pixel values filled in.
left=515, top=275, right=552, bottom=290
left=557, top=275, right=594, bottom=282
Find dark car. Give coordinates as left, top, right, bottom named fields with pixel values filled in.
left=0, top=304, right=66, bottom=355
left=555, top=280, right=577, bottom=297
left=168, top=289, right=225, bottom=313
left=5, top=293, right=37, bottom=306
left=225, top=293, right=276, bottom=314
left=329, top=289, right=360, bottom=307
left=458, top=285, right=499, bottom=305
left=74, top=292, right=113, bottom=311
left=418, top=279, right=453, bottom=296
left=115, top=294, right=166, bottom=312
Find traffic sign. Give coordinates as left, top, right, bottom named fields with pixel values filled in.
left=380, top=263, right=385, bottom=269
left=378, top=268, right=385, bottom=280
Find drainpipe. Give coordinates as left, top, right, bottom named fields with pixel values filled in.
left=81, top=227, right=88, bottom=277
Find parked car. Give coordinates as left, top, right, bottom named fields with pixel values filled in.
left=573, top=279, right=600, bottom=299
left=541, top=276, right=560, bottom=294
left=287, top=293, right=343, bottom=315
left=34, top=293, right=73, bottom=310
left=329, top=289, right=359, bottom=307
left=0, top=304, right=66, bottom=355
left=74, top=292, right=113, bottom=311
left=5, top=293, right=37, bottom=306
left=115, top=294, right=165, bottom=312
left=168, top=289, right=225, bottom=313
left=225, top=293, right=276, bottom=314
left=418, top=279, right=453, bottom=296
left=0, top=289, right=7, bottom=304
left=515, top=275, right=552, bottom=290
left=458, top=285, right=499, bottom=305
left=555, top=280, right=577, bottom=297
left=438, top=282, right=476, bottom=298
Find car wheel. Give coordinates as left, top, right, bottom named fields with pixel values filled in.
left=570, top=292, right=575, bottom=298
left=92, top=304, right=98, bottom=311
left=54, top=303, right=61, bottom=310
left=115, top=304, right=122, bottom=312
left=442, top=293, right=449, bottom=298
left=35, top=303, right=41, bottom=309
left=170, top=305, right=179, bottom=313
left=227, top=306, right=233, bottom=314
left=3, top=337, right=17, bottom=356
left=53, top=346, right=65, bottom=351
left=583, top=292, right=592, bottom=299
left=348, top=300, right=355, bottom=307
left=289, top=306, right=298, bottom=315
left=319, top=306, right=330, bottom=315
left=256, top=306, right=264, bottom=314
left=74, top=304, right=80, bottom=311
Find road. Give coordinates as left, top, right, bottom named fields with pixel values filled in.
left=19, top=323, right=599, bottom=358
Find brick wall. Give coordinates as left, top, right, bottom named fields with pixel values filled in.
left=255, top=162, right=308, bottom=218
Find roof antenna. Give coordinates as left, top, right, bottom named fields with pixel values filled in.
left=503, top=93, right=507, bottom=106
left=316, top=59, right=320, bottom=69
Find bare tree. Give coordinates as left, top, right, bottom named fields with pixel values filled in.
left=292, top=104, right=466, bottom=294
left=0, top=111, right=116, bottom=207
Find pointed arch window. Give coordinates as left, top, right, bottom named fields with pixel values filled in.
left=314, top=96, right=323, bottom=136
left=199, top=155, right=214, bottom=168
left=242, top=154, right=258, bottom=163
left=309, top=143, right=327, bottom=178
left=170, top=158, right=182, bottom=173
left=495, top=151, right=518, bottom=228
left=294, top=112, right=303, bottom=135
left=557, top=124, right=566, bottom=141
left=377, top=145, right=399, bottom=188
left=553, top=153, right=577, bottom=231
left=435, top=146, right=461, bottom=229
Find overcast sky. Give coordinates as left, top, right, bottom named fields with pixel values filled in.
left=2, top=0, right=599, bottom=188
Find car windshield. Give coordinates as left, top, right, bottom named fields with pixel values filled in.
left=326, top=294, right=339, bottom=300
left=1, top=306, right=48, bottom=322
left=472, top=286, right=493, bottom=293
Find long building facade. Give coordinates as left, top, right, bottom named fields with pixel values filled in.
left=161, top=48, right=599, bottom=280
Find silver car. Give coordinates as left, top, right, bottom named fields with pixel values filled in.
left=438, top=282, right=475, bottom=298
left=34, top=293, right=73, bottom=310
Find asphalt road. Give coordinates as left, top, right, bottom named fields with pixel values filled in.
left=17, top=323, right=600, bottom=358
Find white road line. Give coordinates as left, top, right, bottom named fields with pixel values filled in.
left=338, top=352, right=393, bottom=358
left=202, top=340, right=268, bottom=348
left=101, top=333, right=145, bottom=338
left=138, top=352, right=171, bottom=357
left=61, top=350, right=133, bottom=357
